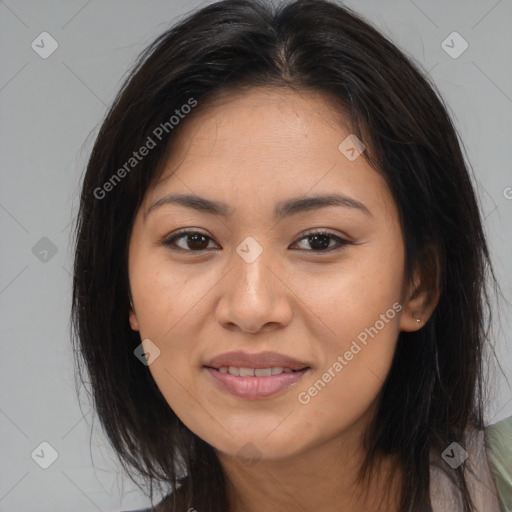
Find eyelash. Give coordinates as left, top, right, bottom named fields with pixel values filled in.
left=160, top=228, right=353, bottom=254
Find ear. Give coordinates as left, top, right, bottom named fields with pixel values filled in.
left=129, top=300, right=139, bottom=331
left=400, top=243, right=441, bottom=332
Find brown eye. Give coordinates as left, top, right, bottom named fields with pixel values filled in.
left=291, top=231, right=351, bottom=252
left=162, top=231, right=219, bottom=252
left=162, top=229, right=351, bottom=254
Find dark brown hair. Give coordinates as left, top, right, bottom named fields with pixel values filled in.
left=71, top=1, right=500, bottom=510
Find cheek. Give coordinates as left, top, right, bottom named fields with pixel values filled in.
left=289, top=245, right=403, bottom=409
left=289, top=243, right=404, bottom=343
left=129, top=253, right=218, bottom=393
left=292, top=291, right=401, bottom=442
left=130, top=250, right=212, bottom=339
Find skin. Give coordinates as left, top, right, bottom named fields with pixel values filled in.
left=128, top=87, right=438, bottom=512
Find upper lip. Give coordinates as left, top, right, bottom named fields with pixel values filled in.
left=204, top=351, right=310, bottom=371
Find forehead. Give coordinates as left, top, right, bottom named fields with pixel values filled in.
left=144, top=87, right=396, bottom=224
left=162, top=87, right=350, bottom=165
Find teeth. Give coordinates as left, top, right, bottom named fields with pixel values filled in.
left=218, top=366, right=298, bottom=377
left=239, top=367, right=255, bottom=377
left=255, top=368, right=271, bottom=377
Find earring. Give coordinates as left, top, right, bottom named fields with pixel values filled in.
left=415, top=317, right=421, bottom=323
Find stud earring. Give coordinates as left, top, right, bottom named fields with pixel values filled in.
left=416, top=317, right=421, bottom=323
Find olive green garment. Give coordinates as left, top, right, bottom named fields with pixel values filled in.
left=485, top=414, right=512, bottom=512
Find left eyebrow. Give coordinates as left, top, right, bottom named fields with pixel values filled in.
left=275, top=193, right=373, bottom=218
left=144, top=192, right=372, bottom=220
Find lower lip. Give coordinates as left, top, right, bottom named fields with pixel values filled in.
left=205, top=367, right=309, bottom=400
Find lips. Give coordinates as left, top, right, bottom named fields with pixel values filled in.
left=203, top=351, right=311, bottom=399
left=204, top=350, right=310, bottom=371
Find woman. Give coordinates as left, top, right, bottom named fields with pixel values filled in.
left=71, top=0, right=512, bottom=511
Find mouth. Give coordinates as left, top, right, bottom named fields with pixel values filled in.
left=206, top=365, right=308, bottom=376
left=204, top=350, right=310, bottom=372
left=203, top=351, right=311, bottom=400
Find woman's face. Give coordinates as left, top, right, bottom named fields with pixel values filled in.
left=128, top=87, right=421, bottom=461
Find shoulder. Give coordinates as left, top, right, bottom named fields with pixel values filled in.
left=430, top=423, right=502, bottom=511
left=485, top=414, right=512, bottom=511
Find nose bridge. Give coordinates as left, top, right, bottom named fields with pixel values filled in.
left=232, top=235, right=275, bottom=300
left=215, top=235, right=292, bottom=332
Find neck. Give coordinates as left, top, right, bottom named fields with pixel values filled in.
left=217, top=419, right=402, bottom=512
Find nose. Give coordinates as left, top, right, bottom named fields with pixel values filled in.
left=214, top=242, right=293, bottom=334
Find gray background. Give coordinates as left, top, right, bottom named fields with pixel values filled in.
left=1, top=0, right=511, bottom=510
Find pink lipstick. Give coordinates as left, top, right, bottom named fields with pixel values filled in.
left=204, top=350, right=310, bottom=400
